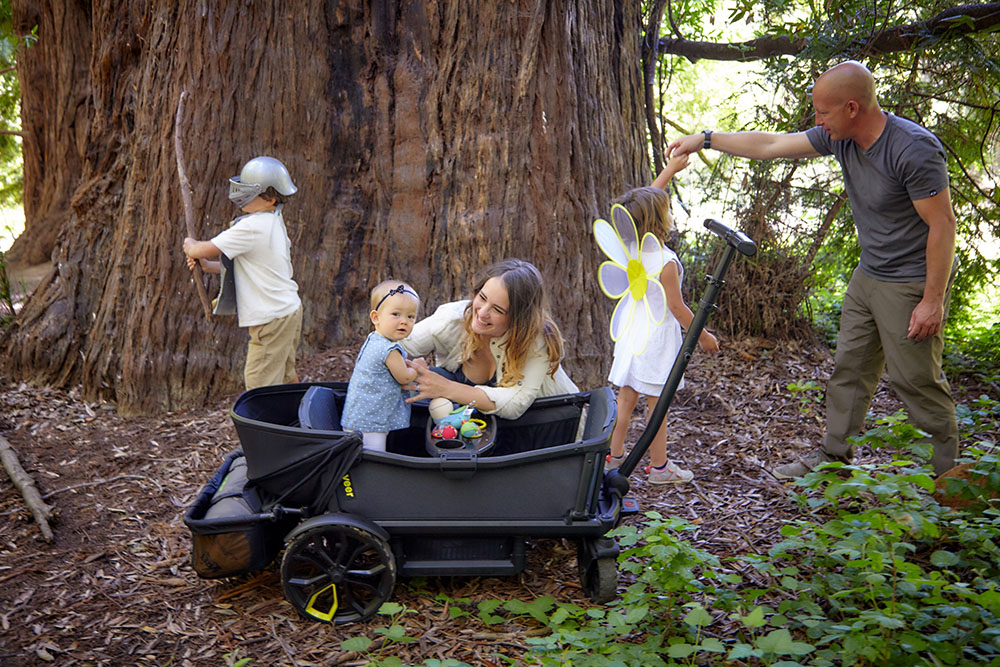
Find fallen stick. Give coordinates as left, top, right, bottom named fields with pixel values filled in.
left=41, top=473, right=146, bottom=500
left=0, top=433, right=55, bottom=541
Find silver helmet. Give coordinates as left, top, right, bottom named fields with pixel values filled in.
left=228, top=156, right=298, bottom=207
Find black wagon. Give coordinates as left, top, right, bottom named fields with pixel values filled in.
left=184, top=219, right=756, bottom=624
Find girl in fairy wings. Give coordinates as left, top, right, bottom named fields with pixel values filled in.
left=595, top=154, right=719, bottom=484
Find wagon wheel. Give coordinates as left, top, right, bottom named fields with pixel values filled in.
left=580, top=557, right=617, bottom=604
left=281, top=524, right=396, bottom=624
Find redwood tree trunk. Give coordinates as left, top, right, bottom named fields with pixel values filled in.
left=1, top=1, right=648, bottom=414
left=5, top=0, right=92, bottom=266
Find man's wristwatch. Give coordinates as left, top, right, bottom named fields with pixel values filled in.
left=703, top=130, right=713, bottom=150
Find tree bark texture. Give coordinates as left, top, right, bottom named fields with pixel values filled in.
left=5, top=0, right=92, bottom=265
left=2, top=1, right=649, bottom=414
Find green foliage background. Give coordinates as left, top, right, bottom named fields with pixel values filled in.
left=0, top=0, right=21, bottom=207
left=648, top=0, right=1000, bottom=340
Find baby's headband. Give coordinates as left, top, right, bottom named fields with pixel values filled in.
left=375, top=284, right=418, bottom=311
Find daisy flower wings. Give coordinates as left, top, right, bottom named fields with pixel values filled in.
left=593, top=204, right=667, bottom=355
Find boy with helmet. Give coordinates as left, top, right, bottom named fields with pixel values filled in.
left=183, top=156, right=303, bottom=390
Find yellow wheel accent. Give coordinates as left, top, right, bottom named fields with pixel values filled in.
left=305, top=583, right=338, bottom=622
left=282, top=523, right=396, bottom=625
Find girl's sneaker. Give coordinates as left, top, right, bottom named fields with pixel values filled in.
left=646, top=461, right=693, bottom=484
left=605, top=454, right=626, bottom=472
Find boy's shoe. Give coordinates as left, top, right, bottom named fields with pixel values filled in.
left=605, top=454, right=626, bottom=472
left=646, top=461, right=694, bottom=485
left=772, top=450, right=837, bottom=479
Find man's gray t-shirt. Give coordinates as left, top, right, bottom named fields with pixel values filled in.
left=806, top=114, right=950, bottom=282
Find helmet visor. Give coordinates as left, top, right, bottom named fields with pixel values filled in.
left=228, top=177, right=263, bottom=208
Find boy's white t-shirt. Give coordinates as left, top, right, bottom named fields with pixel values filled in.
left=210, top=208, right=300, bottom=328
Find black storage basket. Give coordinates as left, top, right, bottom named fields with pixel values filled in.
left=184, top=450, right=288, bottom=578
left=231, top=384, right=362, bottom=512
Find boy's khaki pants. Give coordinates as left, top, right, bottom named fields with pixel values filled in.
left=823, top=267, right=958, bottom=476
left=245, top=307, right=303, bottom=390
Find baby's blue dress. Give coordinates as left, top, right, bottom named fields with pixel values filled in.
left=342, top=332, right=411, bottom=433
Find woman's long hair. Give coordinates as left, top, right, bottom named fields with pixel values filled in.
left=461, top=259, right=564, bottom=387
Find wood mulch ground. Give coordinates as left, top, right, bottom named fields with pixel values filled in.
left=0, top=336, right=971, bottom=666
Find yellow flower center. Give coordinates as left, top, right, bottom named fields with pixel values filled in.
left=626, top=259, right=647, bottom=300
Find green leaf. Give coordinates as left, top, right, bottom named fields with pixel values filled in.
left=898, top=631, right=928, bottom=651
left=728, top=643, right=759, bottom=660
left=683, top=604, right=713, bottom=627
left=503, top=600, right=530, bottom=616
left=550, top=607, right=570, bottom=625
left=478, top=599, right=502, bottom=613
left=873, top=613, right=904, bottom=629
left=700, top=637, right=726, bottom=652
left=509, top=596, right=555, bottom=622
left=740, top=606, right=768, bottom=628
left=625, top=604, right=650, bottom=624
left=340, top=636, right=373, bottom=652
left=757, top=628, right=796, bottom=654
left=930, top=550, right=960, bottom=567
left=378, top=602, right=404, bottom=616
left=667, top=643, right=697, bottom=658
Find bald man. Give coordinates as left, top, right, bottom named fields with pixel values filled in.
left=669, top=61, right=959, bottom=478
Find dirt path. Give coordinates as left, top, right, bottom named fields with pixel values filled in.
left=0, top=338, right=963, bottom=665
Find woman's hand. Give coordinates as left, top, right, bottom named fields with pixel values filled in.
left=404, top=358, right=453, bottom=403
left=404, top=358, right=497, bottom=411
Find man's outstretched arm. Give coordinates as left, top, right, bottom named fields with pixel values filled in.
left=668, top=130, right=820, bottom=161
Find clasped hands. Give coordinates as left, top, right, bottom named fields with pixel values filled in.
left=403, top=357, right=447, bottom=403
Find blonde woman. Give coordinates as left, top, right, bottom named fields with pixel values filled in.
left=402, top=259, right=577, bottom=420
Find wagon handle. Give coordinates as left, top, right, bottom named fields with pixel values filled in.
left=704, top=218, right=757, bottom=257
left=611, top=219, right=756, bottom=482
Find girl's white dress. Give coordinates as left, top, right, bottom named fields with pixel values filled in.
left=607, top=248, right=685, bottom=397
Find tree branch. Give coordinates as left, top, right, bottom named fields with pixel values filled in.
left=174, top=91, right=214, bottom=322
left=658, top=3, right=1000, bottom=61
left=643, top=0, right=669, bottom=172
left=659, top=33, right=806, bottom=62
left=0, top=433, right=55, bottom=542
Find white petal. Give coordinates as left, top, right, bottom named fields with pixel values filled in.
left=611, top=204, right=639, bottom=258
left=598, top=262, right=629, bottom=298
left=644, top=280, right=666, bottom=324
left=639, top=233, right=667, bottom=275
left=593, top=219, right=629, bottom=266
left=609, top=294, right=634, bottom=342
left=628, top=301, right=650, bottom=355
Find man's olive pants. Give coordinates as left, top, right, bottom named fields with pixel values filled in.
left=823, top=267, right=958, bottom=476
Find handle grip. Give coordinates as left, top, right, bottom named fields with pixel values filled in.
left=704, top=218, right=757, bottom=257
